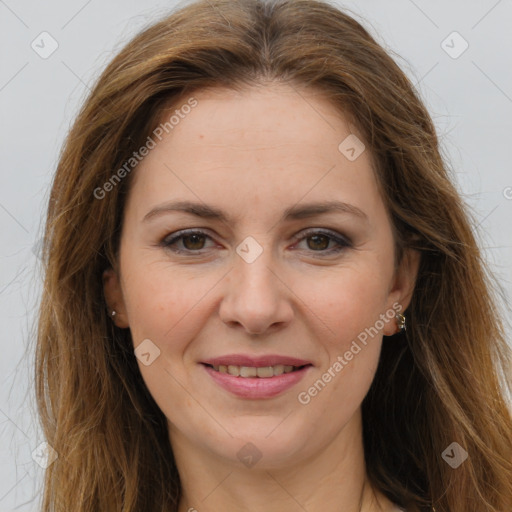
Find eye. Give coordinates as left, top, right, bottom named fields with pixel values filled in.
left=293, top=229, right=352, bottom=255
left=161, top=228, right=351, bottom=256
left=161, top=229, right=215, bottom=254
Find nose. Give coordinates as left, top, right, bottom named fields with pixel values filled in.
left=218, top=246, right=294, bottom=336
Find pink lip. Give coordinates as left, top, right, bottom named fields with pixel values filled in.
left=202, top=354, right=311, bottom=367
left=201, top=354, right=313, bottom=399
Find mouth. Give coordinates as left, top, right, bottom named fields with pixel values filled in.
left=203, top=363, right=310, bottom=378
left=200, top=355, right=313, bottom=399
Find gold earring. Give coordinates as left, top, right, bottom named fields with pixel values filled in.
left=395, top=312, right=406, bottom=333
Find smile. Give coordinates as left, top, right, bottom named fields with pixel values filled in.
left=201, top=355, right=313, bottom=399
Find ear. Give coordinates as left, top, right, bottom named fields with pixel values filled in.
left=383, top=248, right=421, bottom=336
left=103, top=268, right=130, bottom=328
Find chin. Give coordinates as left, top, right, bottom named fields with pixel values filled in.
left=206, top=418, right=321, bottom=470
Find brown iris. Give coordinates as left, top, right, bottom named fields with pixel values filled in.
left=306, top=234, right=330, bottom=250
left=182, top=233, right=207, bottom=250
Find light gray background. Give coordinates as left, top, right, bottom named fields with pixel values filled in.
left=1, top=0, right=511, bottom=510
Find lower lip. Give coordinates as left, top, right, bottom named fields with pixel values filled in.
left=202, top=364, right=311, bottom=399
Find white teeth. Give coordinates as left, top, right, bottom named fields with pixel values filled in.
left=273, top=364, right=284, bottom=375
left=213, top=364, right=302, bottom=378
left=240, top=366, right=257, bottom=377
left=227, top=365, right=240, bottom=376
left=256, top=366, right=274, bottom=378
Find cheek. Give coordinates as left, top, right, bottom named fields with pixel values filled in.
left=293, top=269, right=389, bottom=422
left=120, top=252, right=215, bottom=345
left=120, top=259, right=214, bottom=423
left=299, top=263, right=392, bottom=351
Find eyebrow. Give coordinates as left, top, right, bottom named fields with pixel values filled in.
left=142, top=199, right=368, bottom=224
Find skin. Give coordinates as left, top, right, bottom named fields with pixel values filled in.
left=104, top=82, right=419, bottom=512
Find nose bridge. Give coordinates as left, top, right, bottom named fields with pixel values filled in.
left=219, top=234, right=293, bottom=334
left=233, top=234, right=278, bottom=299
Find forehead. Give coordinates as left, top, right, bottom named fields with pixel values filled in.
left=152, top=83, right=360, bottom=159
left=125, top=83, right=382, bottom=223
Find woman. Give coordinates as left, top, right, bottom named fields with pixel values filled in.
left=35, top=0, right=512, bottom=511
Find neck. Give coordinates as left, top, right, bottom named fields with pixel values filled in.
left=171, top=410, right=393, bottom=512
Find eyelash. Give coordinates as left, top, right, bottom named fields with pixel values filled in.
left=160, top=228, right=352, bottom=256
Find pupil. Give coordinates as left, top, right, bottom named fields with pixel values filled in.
left=183, top=234, right=205, bottom=250
left=308, top=234, right=329, bottom=250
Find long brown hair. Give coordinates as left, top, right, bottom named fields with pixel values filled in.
left=35, top=0, right=512, bottom=510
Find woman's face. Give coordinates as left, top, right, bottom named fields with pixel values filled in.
left=104, top=83, right=418, bottom=469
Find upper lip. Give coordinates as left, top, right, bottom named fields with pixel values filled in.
left=202, top=354, right=312, bottom=367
